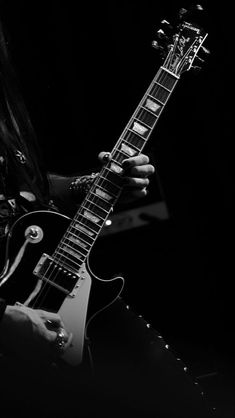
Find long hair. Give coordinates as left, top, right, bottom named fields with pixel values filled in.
left=0, top=17, right=49, bottom=204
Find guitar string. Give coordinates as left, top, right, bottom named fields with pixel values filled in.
left=37, top=26, right=206, bottom=292
left=28, top=34, right=207, bottom=356
left=31, top=69, right=173, bottom=309
left=51, top=68, right=173, bottom=267
left=31, top=69, right=175, bottom=309
left=51, top=34, right=204, bottom=274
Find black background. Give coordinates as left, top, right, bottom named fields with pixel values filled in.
left=1, top=0, right=234, bottom=383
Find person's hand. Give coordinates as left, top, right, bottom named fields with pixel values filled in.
left=0, top=304, right=72, bottom=364
left=98, top=151, right=155, bottom=202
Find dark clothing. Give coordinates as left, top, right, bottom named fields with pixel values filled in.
left=0, top=298, right=6, bottom=321
left=1, top=298, right=215, bottom=418
left=0, top=138, right=95, bottom=320
left=0, top=141, right=215, bottom=418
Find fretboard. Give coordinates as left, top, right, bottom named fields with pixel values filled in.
left=53, top=67, right=179, bottom=273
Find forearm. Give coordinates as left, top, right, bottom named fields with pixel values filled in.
left=48, top=172, right=98, bottom=214
left=48, top=173, right=75, bottom=205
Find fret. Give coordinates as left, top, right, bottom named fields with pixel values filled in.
left=149, top=83, right=169, bottom=104
left=98, top=176, right=122, bottom=195
left=57, top=246, right=86, bottom=265
left=84, top=197, right=110, bottom=216
left=131, top=121, right=149, bottom=138
left=77, top=212, right=102, bottom=230
left=81, top=205, right=106, bottom=223
left=135, top=107, right=158, bottom=128
left=102, top=168, right=124, bottom=188
left=122, top=130, right=146, bottom=150
left=66, top=230, right=92, bottom=248
left=154, top=81, right=171, bottom=93
left=91, top=189, right=115, bottom=206
left=144, top=97, right=162, bottom=115
left=94, top=185, right=117, bottom=201
left=62, top=237, right=89, bottom=255
left=147, top=93, right=164, bottom=106
left=140, top=104, right=158, bottom=117
left=54, top=250, right=83, bottom=269
left=112, top=150, right=128, bottom=165
left=75, top=217, right=100, bottom=235
left=121, top=139, right=139, bottom=154
left=133, top=117, right=151, bottom=130
left=120, top=141, right=138, bottom=157
left=58, top=244, right=85, bottom=260
left=51, top=53, right=182, bottom=272
left=109, top=161, right=123, bottom=175
left=69, top=223, right=95, bottom=242
left=159, top=68, right=179, bottom=88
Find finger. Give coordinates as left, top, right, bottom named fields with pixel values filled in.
left=122, top=154, right=150, bottom=169
left=53, top=328, right=73, bottom=353
left=46, top=329, right=59, bottom=343
left=38, top=310, right=64, bottom=328
left=63, top=333, right=73, bottom=351
left=121, top=187, right=148, bottom=201
left=123, top=177, right=149, bottom=188
left=47, top=326, right=69, bottom=344
left=98, top=151, right=111, bottom=164
left=127, top=164, right=155, bottom=178
left=131, top=188, right=148, bottom=198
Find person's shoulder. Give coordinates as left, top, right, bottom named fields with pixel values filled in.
left=0, top=299, right=7, bottom=322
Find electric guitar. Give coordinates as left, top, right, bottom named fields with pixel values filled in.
left=0, top=7, right=208, bottom=366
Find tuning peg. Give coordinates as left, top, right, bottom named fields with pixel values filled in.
left=201, top=45, right=210, bottom=55
left=161, top=19, right=170, bottom=25
left=160, top=19, right=173, bottom=31
left=156, top=29, right=169, bottom=41
left=191, top=65, right=202, bottom=73
left=192, top=4, right=204, bottom=11
left=152, top=40, right=164, bottom=51
left=195, top=55, right=205, bottom=63
left=178, top=7, right=188, bottom=19
left=157, top=29, right=165, bottom=38
left=178, top=4, right=204, bottom=20
left=151, top=40, right=166, bottom=56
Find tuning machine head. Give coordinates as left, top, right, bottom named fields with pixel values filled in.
left=151, top=40, right=166, bottom=55
left=152, top=19, right=173, bottom=56
left=152, top=5, right=209, bottom=75
left=179, top=4, right=204, bottom=20
left=193, top=42, right=210, bottom=70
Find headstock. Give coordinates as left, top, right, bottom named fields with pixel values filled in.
left=152, top=4, right=209, bottom=77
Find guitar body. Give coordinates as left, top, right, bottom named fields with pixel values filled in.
left=0, top=210, right=124, bottom=365
left=0, top=11, right=209, bottom=383
left=0, top=213, right=214, bottom=418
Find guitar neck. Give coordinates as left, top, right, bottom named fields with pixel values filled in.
left=53, top=66, right=179, bottom=273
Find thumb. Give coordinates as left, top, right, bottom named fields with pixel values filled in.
left=98, top=151, right=111, bottom=164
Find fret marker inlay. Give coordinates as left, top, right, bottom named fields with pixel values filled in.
left=61, top=246, right=83, bottom=260
left=69, top=236, right=88, bottom=248
left=110, top=162, right=123, bottom=174
left=132, top=122, right=148, bottom=136
left=145, top=98, right=161, bottom=113
left=121, top=143, right=137, bottom=156
left=83, top=210, right=100, bottom=223
left=95, top=188, right=112, bottom=201
left=75, top=223, right=94, bottom=236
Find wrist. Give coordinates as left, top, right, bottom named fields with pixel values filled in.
left=69, top=172, right=99, bottom=202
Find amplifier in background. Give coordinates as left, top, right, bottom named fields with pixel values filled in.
left=101, top=201, right=169, bottom=236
